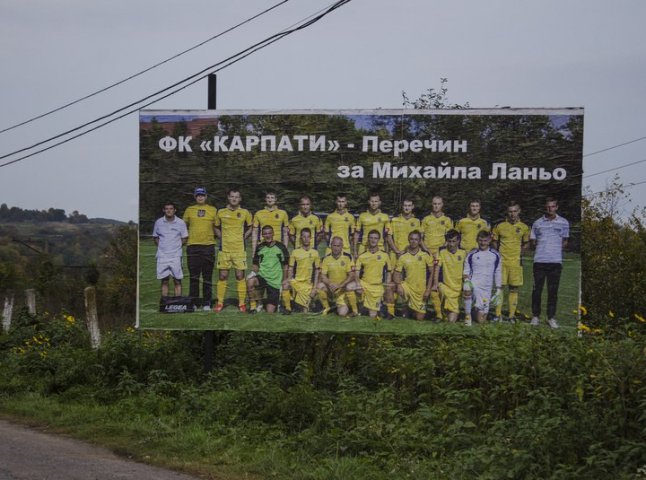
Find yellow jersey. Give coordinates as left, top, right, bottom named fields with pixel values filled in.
left=324, top=211, right=355, bottom=250
left=320, top=252, right=354, bottom=285
left=356, top=210, right=391, bottom=247
left=437, top=247, right=467, bottom=292
left=421, top=214, right=453, bottom=252
left=355, top=249, right=392, bottom=285
left=395, top=250, right=433, bottom=292
left=215, top=207, right=252, bottom=254
left=253, top=207, right=289, bottom=243
left=492, top=220, right=530, bottom=264
left=289, top=247, right=321, bottom=283
left=289, top=213, right=322, bottom=248
left=182, top=204, right=217, bottom=245
left=455, top=216, right=490, bottom=251
left=390, top=215, right=421, bottom=251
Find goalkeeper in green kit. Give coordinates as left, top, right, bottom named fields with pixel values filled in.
left=247, top=225, right=290, bottom=313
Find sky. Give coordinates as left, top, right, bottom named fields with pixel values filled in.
left=1, top=0, right=645, bottom=222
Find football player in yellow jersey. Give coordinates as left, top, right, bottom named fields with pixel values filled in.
left=492, top=201, right=530, bottom=322
left=393, top=231, right=433, bottom=321
left=182, top=187, right=217, bottom=310
left=354, top=192, right=391, bottom=258
left=282, top=228, right=320, bottom=313
left=317, top=236, right=359, bottom=317
left=387, top=198, right=421, bottom=264
left=420, top=196, right=453, bottom=320
left=348, top=230, right=394, bottom=319
left=455, top=199, right=490, bottom=252
left=433, top=229, right=466, bottom=323
left=213, top=189, right=253, bottom=313
left=252, top=191, right=290, bottom=254
left=421, top=196, right=453, bottom=256
left=289, top=195, right=323, bottom=248
left=324, top=194, right=355, bottom=255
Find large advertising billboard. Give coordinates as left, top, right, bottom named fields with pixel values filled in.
left=138, top=109, right=583, bottom=333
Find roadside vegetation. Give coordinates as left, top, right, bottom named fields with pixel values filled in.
left=1, top=310, right=645, bottom=479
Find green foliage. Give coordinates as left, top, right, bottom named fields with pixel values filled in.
left=3, top=311, right=645, bottom=479
left=581, top=179, right=646, bottom=326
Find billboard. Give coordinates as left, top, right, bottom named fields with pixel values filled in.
left=138, top=108, right=583, bottom=333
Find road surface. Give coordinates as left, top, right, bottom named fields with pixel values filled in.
left=0, top=419, right=201, bottom=480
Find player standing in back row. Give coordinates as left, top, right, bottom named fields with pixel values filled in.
left=456, top=199, right=490, bottom=252
left=213, top=188, right=252, bottom=313
left=324, top=194, right=355, bottom=255
left=252, top=191, right=289, bottom=254
left=492, top=201, right=530, bottom=322
left=354, top=192, right=391, bottom=258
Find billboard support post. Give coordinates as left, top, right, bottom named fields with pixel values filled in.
left=204, top=73, right=217, bottom=373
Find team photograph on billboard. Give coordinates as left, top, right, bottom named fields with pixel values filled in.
left=138, top=108, right=583, bottom=333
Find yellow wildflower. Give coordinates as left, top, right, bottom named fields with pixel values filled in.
left=578, top=305, right=588, bottom=316
left=634, top=313, right=646, bottom=323
left=608, top=311, right=615, bottom=318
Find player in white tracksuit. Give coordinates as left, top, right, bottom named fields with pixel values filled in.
left=463, top=230, right=502, bottom=324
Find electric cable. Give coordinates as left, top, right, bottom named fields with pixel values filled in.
left=0, top=0, right=352, bottom=168
left=583, top=157, right=646, bottom=179
left=0, top=0, right=290, bottom=135
left=584, top=135, right=646, bottom=158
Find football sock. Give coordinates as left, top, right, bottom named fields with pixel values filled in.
left=282, top=290, right=292, bottom=311
left=216, top=280, right=227, bottom=305
left=386, top=303, right=395, bottom=316
left=430, top=291, right=442, bottom=318
left=464, top=297, right=472, bottom=320
left=250, top=300, right=257, bottom=311
left=346, top=291, right=359, bottom=314
left=318, top=289, right=330, bottom=310
left=236, top=279, right=246, bottom=306
left=509, top=291, right=519, bottom=317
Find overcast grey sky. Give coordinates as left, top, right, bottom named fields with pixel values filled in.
left=1, top=0, right=645, bottom=222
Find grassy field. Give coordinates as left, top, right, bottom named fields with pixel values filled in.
left=139, top=240, right=581, bottom=332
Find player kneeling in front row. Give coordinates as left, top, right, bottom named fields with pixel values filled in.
left=247, top=225, right=289, bottom=313
left=463, top=230, right=502, bottom=325
left=317, top=236, right=359, bottom=317
left=282, top=228, right=320, bottom=314
left=348, top=230, right=394, bottom=319
left=433, top=229, right=467, bottom=323
left=393, top=230, right=433, bottom=321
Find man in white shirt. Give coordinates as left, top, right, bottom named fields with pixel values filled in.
left=530, top=197, right=569, bottom=328
left=152, top=202, right=188, bottom=297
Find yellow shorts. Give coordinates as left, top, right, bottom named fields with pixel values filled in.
left=331, top=290, right=349, bottom=307
left=439, top=283, right=461, bottom=313
left=217, top=251, right=247, bottom=270
left=502, top=262, right=523, bottom=287
left=358, top=279, right=384, bottom=312
left=400, top=281, right=426, bottom=314
left=290, top=279, right=313, bottom=308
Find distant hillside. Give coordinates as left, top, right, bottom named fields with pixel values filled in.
left=0, top=204, right=129, bottom=225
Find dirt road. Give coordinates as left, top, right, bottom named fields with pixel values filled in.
left=0, top=419, right=200, bottom=480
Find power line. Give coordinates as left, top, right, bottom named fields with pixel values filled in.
left=0, top=0, right=290, bottom=135
left=590, top=178, right=646, bottom=195
left=583, top=135, right=646, bottom=158
left=0, top=0, right=352, bottom=168
left=583, top=157, right=646, bottom=178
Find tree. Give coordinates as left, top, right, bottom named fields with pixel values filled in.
left=581, top=178, right=646, bottom=323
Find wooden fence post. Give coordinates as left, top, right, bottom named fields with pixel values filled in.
left=84, top=287, right=101, bottom=349
left=2, top=293, right=14, bottom=333
left=25, top=289, right=36, bottom=316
